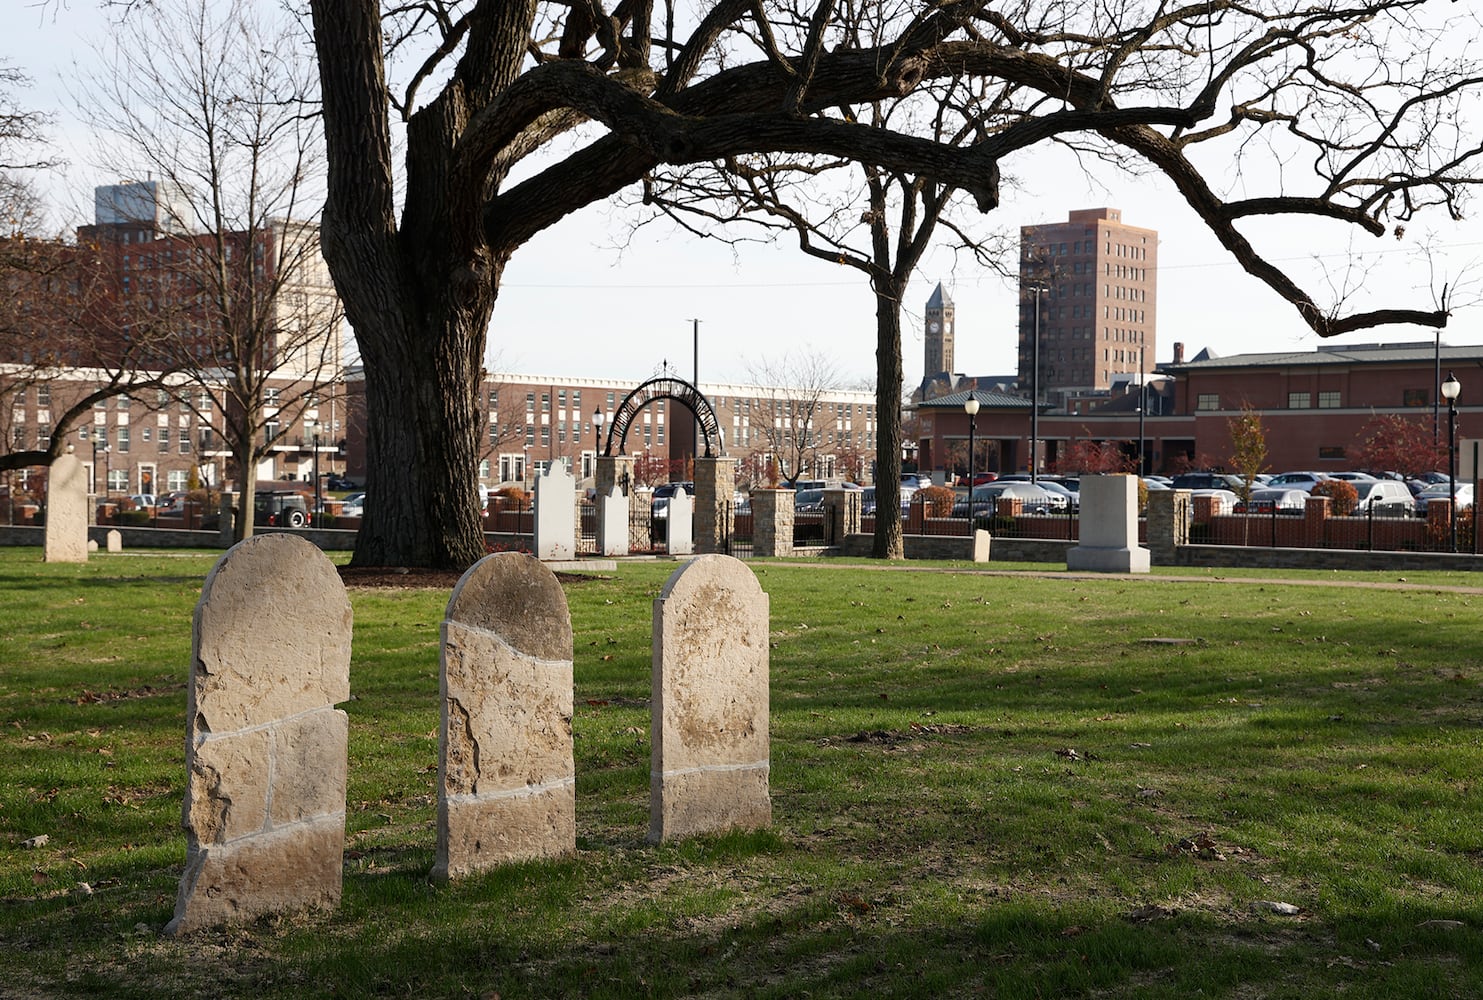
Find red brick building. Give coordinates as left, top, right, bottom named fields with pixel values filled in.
left=915, top=342, right=1481, bottom=480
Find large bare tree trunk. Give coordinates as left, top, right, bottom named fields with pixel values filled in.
left=872, top=292, right=905, bottom=560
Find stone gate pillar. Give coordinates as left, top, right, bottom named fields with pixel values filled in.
left=823, top=487, right=862, bottom=544
left=693, top=456, right=734, bottom=555
left=596, top=455, right=634, bottom=499
left=1147, top=489, right=1190, bottom=565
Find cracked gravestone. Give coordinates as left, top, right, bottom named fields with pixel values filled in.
left=434, top=552, right=575, bottom=879
left=165, top=533, right=352, bottom=935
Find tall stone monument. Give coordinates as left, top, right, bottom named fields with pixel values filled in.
left=650, top=555, right=771, bottom=843
left=166, top=534, right=352, bottom=935
left=1067, top=474, right=1151, bottom=573
left=43, top=452, right=88, bottom=563
left=435, top=552, right=576, bottom=879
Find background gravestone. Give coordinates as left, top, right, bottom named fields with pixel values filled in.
left=43, top=453, right=88, bottom=563
left=667, top=489, right=694, bottom=555
left=533, top=464, right=576, bottom=560
left=166, top=533, right=352, bottom=935
left=435, top=552, right=575, bottom=879
left=650, top=554, right=771, bottom=843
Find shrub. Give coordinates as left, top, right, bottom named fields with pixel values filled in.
left=917, top=485, right=956, bottom=517
left=1312, top=478, right=1358, bottom=514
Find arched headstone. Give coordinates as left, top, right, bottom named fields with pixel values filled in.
left=435, top=552, right=575, bottom=878
left=166, top=534, right=352, bottom=935
left=650, top=555, right=771, bottom=842
left=43, top=453, right=88, bottom=563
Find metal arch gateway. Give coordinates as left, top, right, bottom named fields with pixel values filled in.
left=602, top=376, right=723, bottom=459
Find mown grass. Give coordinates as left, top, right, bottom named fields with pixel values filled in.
left=2, top=548, right=1482, bottom=998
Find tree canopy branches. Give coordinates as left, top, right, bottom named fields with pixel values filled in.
left=302, top=0, right=1483, bottom=567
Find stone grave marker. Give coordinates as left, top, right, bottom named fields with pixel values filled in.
left=106, top=528, right=123, bottom=553
left=667, top=488, right=694, bottom=555
left=434, top=551, right=575, bottom=879
left=1067, top=474, right=1151, bottom=573
left=43, top=452, right=88, bottom=563
left=597, top=485, right=628, bottom=556
left=533, top=464, right=576, bottom=561
left=166, top=533, right=352, bottom=935
left=650, top=554, right=771, bottom=843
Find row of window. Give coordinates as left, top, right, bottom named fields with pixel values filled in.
left=1196, top=392, right=1347, bottom=411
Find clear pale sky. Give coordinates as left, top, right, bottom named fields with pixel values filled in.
left=10, top=3, right=1483, bottom=390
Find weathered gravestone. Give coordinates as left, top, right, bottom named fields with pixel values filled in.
left=165, top=533, right=352, bottom=936
left=106, top=528, right=123, bottom=553
left=650, top=554, right=771, bottom=843
left=43, top=452, right=88, bottom=563
left=434, top=552, right=575, bottom=879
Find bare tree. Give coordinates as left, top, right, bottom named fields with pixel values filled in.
left=299, top=0, right=1483, bottom=568
left=1, top=72, right=181, bottom=476
left=81, top=0, right=343, bottom=541
left=746, top=350, right=844, bottom=486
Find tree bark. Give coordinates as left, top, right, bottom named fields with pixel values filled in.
left=872, top=298, right=905, bottom=560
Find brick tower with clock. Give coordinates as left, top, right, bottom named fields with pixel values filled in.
left=924, top=282, right=955, bottom=380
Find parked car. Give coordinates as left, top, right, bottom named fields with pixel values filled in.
left=793, top=488, right=826, bottom=512
left=1266, top=471, right=1331, bottom=491
left=1350, top=480, right=1415, bottom=516
left=861, top=486, right=916, bottom=516
left=952, top=481, right=1065, bottom=516
left=1037, top=479, right=1080, bottom=511
left=127, top=493, right=157, bottom=509
left=325, top=474, right=358, bottom=490
left=254, top=490, right=310, bottom=527
left=1170, top=472, right=1245, bottom=491
left=650, top=481, right=694, bottom=519
left=340, top=492, right=365, bottom=517
left=1414, top=482, right=1474, bottom=516
left=1235, top=487, right=1308, bottom=514
left=1188, top=488, right=1240, bottom=514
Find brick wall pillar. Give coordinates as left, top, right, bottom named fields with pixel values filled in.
left=824, top=488, right=862, bottom=543
left=1303, top=494, right=1330, bottom=547
left=692, top=457, right=734, bottom=555
left=1146, top=489, right=1190, bottom=565
left=751, top=489, right=795, bottom=558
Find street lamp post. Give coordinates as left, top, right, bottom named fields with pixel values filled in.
left=1137, top=346, right=1147, bottom=476
left=964, top=393, right=980, bottom=527
left=1028, top=283, right=1044, bottom=483
left=90, top=440, right=108, bottom=496
left=1443, top=370, right=1461, bottom=552
left=310, top=422, right=322, bottom=526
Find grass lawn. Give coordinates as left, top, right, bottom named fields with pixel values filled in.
left=1, top=548, right=1481, bottom=998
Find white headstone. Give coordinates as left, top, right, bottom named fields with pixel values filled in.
left=667, top=489, right=694, bottom=555
left=106, top=529, right=123, bottom=553
left=43, top=453, right=88, bottom=563
left=598, top=485, right=628, bottom=556
left=533, top=464, right=576, bottom=561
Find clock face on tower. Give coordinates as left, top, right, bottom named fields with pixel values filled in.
left=929, top=321, right=940, bottom=333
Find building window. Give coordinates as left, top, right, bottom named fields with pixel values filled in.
left=159, top=427, right=170, bottom=452
left=1403, top=388, right=1429, bottom=407
left=1287, top=392, right=1310, bottom=409
left=1318, top=391, right=1342, bottom=409
left=525, top=392, right=535, bottom=412
left=180, top=433, right=191, bottom=453
left=541, top=393, right=550, bottom=412
left=1196, top=394, right=1220, bottom=411
left=107, top=469, right=128, bottom=492
left=167, top=470, right=189, bottom=491
left=117, top=427, right=131, bottom=452
left=37, top=386, right=50, bottom=406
